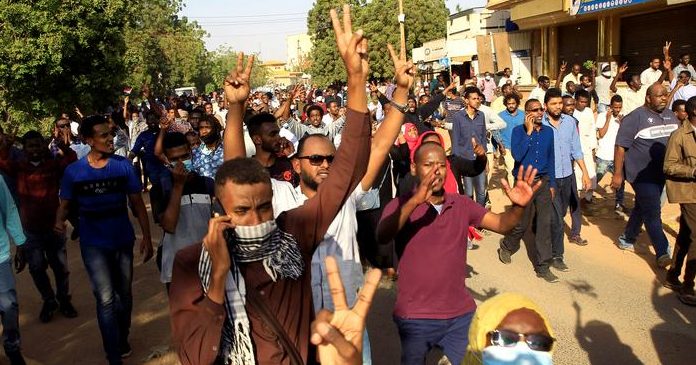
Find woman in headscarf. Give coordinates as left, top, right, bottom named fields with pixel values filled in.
left=398, top=130, right=485, bottom=197
left=464, top=293, right=555, bottom=365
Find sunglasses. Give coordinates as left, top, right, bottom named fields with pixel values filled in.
left=488, top=329, right=555, bottom=352
left=57, top=124, right=70, bottom=129
left=526, top=108, right=543, bottom=112
left=297, top=154, right=334, bottom=166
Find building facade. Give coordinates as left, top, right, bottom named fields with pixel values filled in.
left=286, top=33, right=312, bottom=73
left=488, top=0, right=696, bottom=82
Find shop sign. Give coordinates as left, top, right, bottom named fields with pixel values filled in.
left=569, top=0, right=652, bottom=16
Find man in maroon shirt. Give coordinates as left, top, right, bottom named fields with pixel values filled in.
left=0, top=129, right=78, bottom=323
left=377, top=143, right=540, bottom=365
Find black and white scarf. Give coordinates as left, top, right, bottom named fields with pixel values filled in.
left=198, top=220, right=304, bottom=364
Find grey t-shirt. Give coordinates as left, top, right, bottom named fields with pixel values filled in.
left=615, top=106, right=679, bottom=184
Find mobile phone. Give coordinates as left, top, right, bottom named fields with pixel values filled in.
left=211, top=198, right=226, bottom=218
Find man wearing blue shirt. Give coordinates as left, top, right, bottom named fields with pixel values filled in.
left=542, top=89, right=592, bottom=273
left=612, top=84, right=680, bottom=268
left=0, top=177, right=27, bottom=365
left=497, top=94, right=526, bottom=185
left=55, top=116, right=154, bottom=365
left=452, top=86, right=488, bottom=204
left=498, top=99, right=558, bottom=283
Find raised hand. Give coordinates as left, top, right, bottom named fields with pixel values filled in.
left=559, top=61, right=568, bottom=74
left=369, top=81, right=379, bottom=93
left=224, top=52, right=255, bottom=105
left=663, top=41, right=672, bottom=59
left=501, top=165, right=541, bottom=207
left=663, top=57, right=672, bottom=70
left=411, top=166, right=438, bottom=205
left=279, top=137, right=295, bottom=157
left=311, top=256, right=381, bottom=365
left=618, top=62, right=629, bottom=75
left=387, top=43, right=415, bottom=90
left=330, top=4, right=368, bottom=80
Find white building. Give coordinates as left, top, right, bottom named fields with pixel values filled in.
left=286, top=33, right=312, bottom=72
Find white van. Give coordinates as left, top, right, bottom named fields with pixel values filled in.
left=175, top=86, right=198, bottom=97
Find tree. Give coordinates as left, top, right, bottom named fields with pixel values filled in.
left=206, top=47, right=269, bottom=94
left=0, top=0, right=214, bottom=132
left=0, top=0, right=136, bottom=129
left=307, top=0, right=365, bottom=86
left=307, top=0, right=449, bottom=85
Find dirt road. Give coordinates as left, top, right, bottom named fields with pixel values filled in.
left=12, top=173, right=695, bottom=364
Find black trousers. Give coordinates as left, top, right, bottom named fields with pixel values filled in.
left=501, top=178, right=553, bottom=273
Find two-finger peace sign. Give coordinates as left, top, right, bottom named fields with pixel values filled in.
left=224, top=52, right=255, bottom=104
left=387, top=43, right=415, bottom=89
left=330, top=4, right=368, bottom=78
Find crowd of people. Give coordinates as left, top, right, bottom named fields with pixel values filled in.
left=0, top=5, right=695, bottom=365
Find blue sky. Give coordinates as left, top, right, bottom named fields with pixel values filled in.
left=180, top=0, right=487, bottom=61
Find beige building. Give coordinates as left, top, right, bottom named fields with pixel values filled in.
left=286, top=33, right=312, bottom=73
left=262, top=60, right=302, bottom=88
left=487, top=0, right=696, bottom=82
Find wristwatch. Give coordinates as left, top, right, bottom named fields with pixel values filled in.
left=390, top=100, right=408, bottom=114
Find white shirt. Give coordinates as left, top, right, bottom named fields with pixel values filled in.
left=244, top=127, right=298, bottom=158
left=498, top=76, right=511, bottom=87
left=562, top=73, right=582, bottom=87
left=322, top=113, right=339, bottom=125
left=616, top=86, right=646, bottom=115
left=640, top=67, right=662, bottom=86
left=594, top=75, right=614, bottom=105
left=669, top=84, right=696, bottom=109
left=573, top=108, right=597, bottom=153
left=270, top=182, right=368, bottom=312
left=595, top=112, right=622, bottom=161
left=528, top=86, right=546, bottom=103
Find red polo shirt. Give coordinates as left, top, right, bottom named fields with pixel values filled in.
left=381, top=193, right=487, bottom=319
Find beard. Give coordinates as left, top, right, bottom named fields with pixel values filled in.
left=300, top=170, right=320, bottom=191
left=432, top=187, right=445, bottom=197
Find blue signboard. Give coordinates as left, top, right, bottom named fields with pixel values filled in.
left=569, top=0, right=652, bottom=16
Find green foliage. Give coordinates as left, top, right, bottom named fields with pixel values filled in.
left=205, top=46, right=269, bottom=94
left=0, top=0, right=227, bottom=132
left=0, top=0, right=135, bottom=130
left=307, top=0, right=449, bottom=85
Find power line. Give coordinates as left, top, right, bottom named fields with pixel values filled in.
left=184, top=11, right=307, bottom=19
left=196, top=18, right=306, bottom=26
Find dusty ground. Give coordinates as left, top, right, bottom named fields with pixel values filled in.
left=11, top=164, right=695, bottom=364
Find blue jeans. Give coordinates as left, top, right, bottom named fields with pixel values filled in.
left=0, top=261, right=20, bottom=354
left=80, top=244, right=133, bottom=365
left=394, top=311, right=474, bottom=365
left=552, top=175, right=581, bottom=259
left=595, top=158, right=625, bottom=204
left=24, top=232, right=70, bottom=303
left=622, top=182, right=670, bottom=258
left=464, top=171, right=487, bottom=206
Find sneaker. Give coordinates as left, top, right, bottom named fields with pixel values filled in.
left=6, top=351, right=26, bottom=365
left=120, top=342, right=132, bottom=358
left=617, top=235, right=635, bottom=252
left=59, top=300, right=78, bottom=318
left=536, top=270, right=560, bottom=283
left=39, top=299, right=59, bottom=323
left=569, top=235, right=588, bottom=246
left=656, top=254, right=672, bottom=269
left=551, top=257, right=570, bottom=272
left=498, top=248, right=512, bottom=265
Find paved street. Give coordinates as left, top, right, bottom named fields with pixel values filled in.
left=12, top=175, right=696, bottom=365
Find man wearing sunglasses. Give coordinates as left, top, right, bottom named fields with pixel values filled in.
left=498, top=99, right=558, bottom=283
left=170, top=6, right=376, bottom=364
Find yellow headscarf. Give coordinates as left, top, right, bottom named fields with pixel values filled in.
left=462, top=293, right=555, bottom=365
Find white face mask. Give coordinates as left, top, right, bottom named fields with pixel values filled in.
left=485, top=75, right=492, bottom=81
left=482, top=342, right=553, bottom=365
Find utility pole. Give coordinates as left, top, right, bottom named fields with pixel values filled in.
left=398, top=0, right=406, bottom=52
